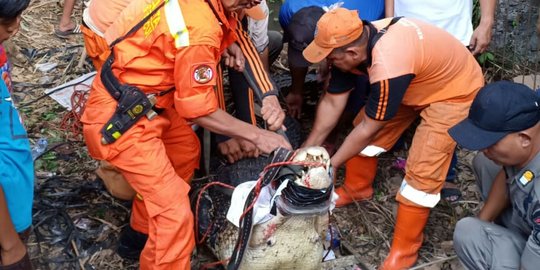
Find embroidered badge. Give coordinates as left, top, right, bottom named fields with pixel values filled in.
left=519, top=170, right=534, bottom=186
left=193, top=65, right=213, bottom=84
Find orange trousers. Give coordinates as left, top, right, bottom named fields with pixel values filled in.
left=353, top=95, right=476, bottom=208
left=82, top=24, right=135, bottom=200
left=82, top=72, right=200, bottom=269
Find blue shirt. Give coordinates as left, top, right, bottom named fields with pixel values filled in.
left=279, top=0, right=385, bottom=28
left=0, top=46, right=34, bottom=233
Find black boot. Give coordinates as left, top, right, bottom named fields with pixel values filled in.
left=0, top=252, right=32, bottom=270
left=117, top=226, right=148, bottom=260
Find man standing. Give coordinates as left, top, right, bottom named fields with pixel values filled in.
left=302, top=7, right=484, bottom=269
left=386, top=0, right=496, bottom=55
left=450, top=81, right=540, bottom=270
left=81, top=0, right=291, bottom=269
left=384, top=0, right=496, bottom=202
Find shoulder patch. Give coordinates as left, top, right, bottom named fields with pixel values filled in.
left=193, top=65, right=214, bottom=84
left=519, top=170, right=535, bottom=186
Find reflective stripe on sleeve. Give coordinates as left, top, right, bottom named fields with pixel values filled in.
left=164, top=0, right=189, bottom=48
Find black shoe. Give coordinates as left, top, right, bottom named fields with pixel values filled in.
left=117, top=226, right=148, bottom=260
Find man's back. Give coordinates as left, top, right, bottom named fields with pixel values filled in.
left=369, top=17, right=483, bottom=107
left=86, top=0, right=132, bottom=35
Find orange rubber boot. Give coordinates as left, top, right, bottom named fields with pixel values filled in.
left=380, top=203, right=430, bottom=270
left=335, top=155, right=378, bottom=207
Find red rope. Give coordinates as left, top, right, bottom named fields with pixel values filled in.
left=239, top=159, right=328, bottom=222
left=194, top=152, right=329, bottom=268
left=195, top=182, right=235, bottom=244
left=60, top=83, right=90, bottom=139
left=200, top=258, right=230, bottom=270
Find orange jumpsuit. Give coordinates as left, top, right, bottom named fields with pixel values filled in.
left=325, top=17, right=484, bottom=207
left=81, top=0, right=134, bottom=201
left=80, top=0, right=132, bottom=70
left=81, top=0, right=238, bottom=268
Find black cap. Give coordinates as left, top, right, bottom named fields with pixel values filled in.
left=449, top=81, right=540, bottom=150
left=286, top=6, right=325, bottom=68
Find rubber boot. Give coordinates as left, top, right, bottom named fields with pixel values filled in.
left=117, top=225, right=148, bottom=260
left=380, top=203, right=430, bottom=270
left=335, top=155, right=378, bottom=207
left=0, top=252, right=32, bottom=270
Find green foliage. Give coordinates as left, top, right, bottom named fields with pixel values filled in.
left=35, top=151, right=58, bottom=172
left=476, top=51, right=495, bottom=65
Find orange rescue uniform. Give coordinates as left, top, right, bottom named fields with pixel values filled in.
left=328, top=17, right=484, bottom=208
left=366, top=18, right=483, bottom=206
left=80, top=0, right=132, bottom=69
left=81, top=0, right=238, bottom=268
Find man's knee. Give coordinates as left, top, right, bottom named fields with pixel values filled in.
left=454, top=217, right=483, bottom=248
left=454, top=217, right=490, bottom=270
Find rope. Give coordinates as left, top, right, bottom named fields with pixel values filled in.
left=60, top=84, right=90, bottom=139
left=194, top=148, right=329, bottom=269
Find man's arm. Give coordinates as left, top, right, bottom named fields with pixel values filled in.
left=173, top=45, right=291, bottom=154
left=385, top=0, right=395, bottom=17
left=303, top=90, right=351, bottom=147
left=286, top=65, right=308, bottom=119
left=330, top=112, right=386, bottom=168
left=478, top=168, right=510, bottom=222
left=470, top=0, right=496, bottom=55
left=330, top=72, right=413, bottom=167
left=233, top=20, right=285, bottom=131
left=193, top=109, right=290, bottom=154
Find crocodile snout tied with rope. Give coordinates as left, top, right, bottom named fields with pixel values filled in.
left=193, top=146, right=337, bottom=270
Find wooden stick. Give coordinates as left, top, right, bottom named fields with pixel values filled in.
left=409, top=255, right=458, bottom=270
left=71, top=239, right=85, bottom=270
left=77, top=49, right=87, bottom=70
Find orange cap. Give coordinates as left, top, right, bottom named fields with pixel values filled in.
left=303, top=8, right=363, bottom=63
left=244, top=5, right=266, bottom=21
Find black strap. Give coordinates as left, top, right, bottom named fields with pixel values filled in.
left=205, top=0, right=226, bottom=26
left=109, top=1, right=166, bottom=48
left=101, top=0, right=172, bottom=101
left=366, top=17, right=402, bottom=66
left=227, top=148, right=293, bottom=270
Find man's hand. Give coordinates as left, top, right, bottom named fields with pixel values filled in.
left=470, top=0, right=496, bottom=55
left=285, top=92, right=303, bottom=119
left=238, top=138, right=260, bottom=158
left=218, top=138, right=244, bottom=163
left=252, top=129, right=292, bottom=154
left=222, top=43, right=245, bottom=72
left=218, top=138, right=260, bottom=163
left=261, top=95, right=285, bottom=131
left=469, top=22, right=493, bottom=55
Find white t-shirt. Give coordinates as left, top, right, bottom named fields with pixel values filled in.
left=394, top=0, right=473, bottom=46
left=247, top=0, right=270, bottom=53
